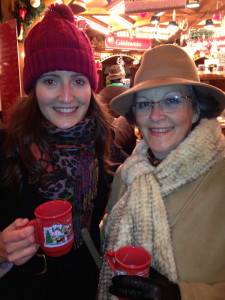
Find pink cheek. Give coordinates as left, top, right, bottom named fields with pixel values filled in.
left=135, top=115, right=145, bottom=127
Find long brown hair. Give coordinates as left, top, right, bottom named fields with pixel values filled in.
left=0, top=90, right=113, bottom=194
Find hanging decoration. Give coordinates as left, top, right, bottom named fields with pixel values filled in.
left=13, top=0, right=46, bottom=44
left=19, top=7, right=27, bottom=20
left=213, top=1, right=223, bottom=21
left=18, top=24, right=24, bottom=41
left=140, top=12, right=147, bottom=18
left=68, top=0, right=87, bottom=14
left=117, top=55, right=125, bottom=76
left=18, top=7, right=27, bottom=40
left=213, top=12, right=221, bottom=21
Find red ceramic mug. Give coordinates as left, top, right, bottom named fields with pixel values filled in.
left=17, top=200, right=74, bottom=257
left=106, top=246, right=151, bottom=300
left=106, top=246, right=151, bottom=277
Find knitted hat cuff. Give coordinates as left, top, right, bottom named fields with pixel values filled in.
left=23, top=47, right=97, bottom=93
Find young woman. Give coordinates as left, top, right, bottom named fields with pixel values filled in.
left=98, top=44, right=225, bottom=299
left=0, top=4, right=125, bottom=299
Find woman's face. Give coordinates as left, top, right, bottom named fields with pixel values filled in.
left=135, top=85, right=198, bottom=159
left=36, top=71, right=91, bottom=129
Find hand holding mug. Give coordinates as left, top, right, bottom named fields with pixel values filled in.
left=0, top=218, right=38, bottom=266
left=106, top=246, right=151, bottom=300
left=109, top=267, right=181, bottom=300
left=17, top=200, right=74, bottom=257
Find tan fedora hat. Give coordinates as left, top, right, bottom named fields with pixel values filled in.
left=110, top=44, right=225, bottom=117
left=106, top=64, right=125, bottom=80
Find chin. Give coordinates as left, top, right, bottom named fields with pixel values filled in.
left=53, top=122, right=75, bottom=129
left=56, top=118, right=81, bottom=128
left=61, top=125, right=75, bottom=129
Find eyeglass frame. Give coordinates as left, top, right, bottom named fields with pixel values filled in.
left=133, top=95, right=192, bottom=115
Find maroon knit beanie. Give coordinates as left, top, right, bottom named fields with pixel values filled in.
left=23, top=3, right=98, bottom=94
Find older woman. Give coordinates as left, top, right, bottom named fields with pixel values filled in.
left=98, top=44, right=225, bottom=299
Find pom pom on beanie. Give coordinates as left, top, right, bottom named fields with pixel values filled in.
left=23, top=3, right=98, bottom=94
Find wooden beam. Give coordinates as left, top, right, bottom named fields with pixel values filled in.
left=104, top=0, right=123, bottom=11
left=80, top=7, right=109, bottom=15
left=81, top=15, right=109, bottom=28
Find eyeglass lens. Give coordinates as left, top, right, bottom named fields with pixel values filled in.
left=135, top=96, right=191, bottom=114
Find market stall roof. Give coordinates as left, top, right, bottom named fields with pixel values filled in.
left=3, top=0, right=225, bottom=55
left=67, top=0, right=225, bottom=37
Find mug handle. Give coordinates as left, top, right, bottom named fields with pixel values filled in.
left=106, top=250, right=116, bottom=272
left=17, top=219, right=39, bottom=244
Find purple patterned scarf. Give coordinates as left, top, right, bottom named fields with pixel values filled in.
left=30, top=117, right=99, bottom=248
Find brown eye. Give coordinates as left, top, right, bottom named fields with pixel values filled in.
left=76, top=79, right=83, bottom=85
left=44, top=79, right=56, bottom=86
left=47, top=79, right=53, bottom=84
left=136, top=102, right=153, bottom=110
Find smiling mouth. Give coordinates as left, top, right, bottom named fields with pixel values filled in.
left=54, top=107, right=78, bottom=113
left=150, top=128, right=172, bottom=133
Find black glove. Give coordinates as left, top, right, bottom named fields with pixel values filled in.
left=108, top=267, right=181, bottom=300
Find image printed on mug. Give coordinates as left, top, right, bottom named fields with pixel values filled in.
left=116, top=268, right=149, bottom=277
left=43, top=221, right=74, bottom=248
left=116, top=269, right=127, bottom=275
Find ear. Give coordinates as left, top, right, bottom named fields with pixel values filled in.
left=192, top=108, right=200, bottom=124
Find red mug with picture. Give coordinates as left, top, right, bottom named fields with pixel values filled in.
left=106, top=246, right=151, bottom=300
left=18, top=200, right=74, bottom=257
left=106, top=246, right=151, bottom=277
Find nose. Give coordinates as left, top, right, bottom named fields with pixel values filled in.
left=58, top=82, right=74, bottom=103
left=149, top=102, right=166, bottom=121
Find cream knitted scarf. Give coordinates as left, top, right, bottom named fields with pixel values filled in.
left=98, top=119, right=225, bottom=299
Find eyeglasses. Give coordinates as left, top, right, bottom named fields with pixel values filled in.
left=134, top=96, right=192, bottom=115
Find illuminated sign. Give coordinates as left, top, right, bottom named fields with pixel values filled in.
left=105, top=36, right=151, bottom=50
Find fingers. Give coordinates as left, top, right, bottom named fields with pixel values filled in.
left=0, top=219, right=38, bottom=266
left=13, top=244, right=39, bottom=266
left=109, top=284, right=144, bottom=300
left=2, top=218, right=29, bottom=233
left=4, top=219, right=35, bottom=243
left=110, top=275, right=162, bottom=300
left=112, top=275, right=151, bottom=290
left=14, top=218, right=29, bottom=227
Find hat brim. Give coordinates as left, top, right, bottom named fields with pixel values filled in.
left=110, top=76, right=225, bottom=117
left=106, top=74, right=124, bottom=80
